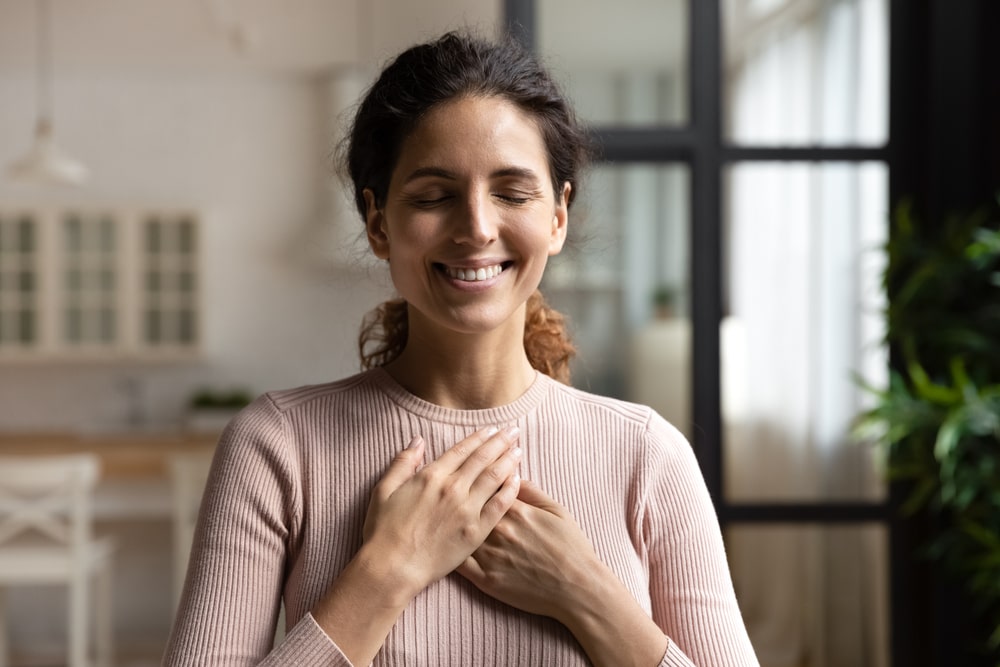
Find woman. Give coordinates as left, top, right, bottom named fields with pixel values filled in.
left=164, top=31, right=759, bottom=667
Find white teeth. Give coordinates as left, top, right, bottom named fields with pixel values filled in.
left=445, top=264, right=503, bottom=282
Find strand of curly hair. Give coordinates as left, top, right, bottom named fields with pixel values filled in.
left=358, top=290, right=575, bottom=384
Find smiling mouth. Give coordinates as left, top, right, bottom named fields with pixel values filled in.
left=439, top=262, right=510, bottom=282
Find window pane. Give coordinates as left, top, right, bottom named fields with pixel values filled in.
left=146, top=218, right=161, bottom=254
left=723, top=0, right=889, bottom=145
left=543, top=164, right=691, bottom=431
left=66, top=308, right=82, bottom=343
left=146, top=310, right=161, bottom=344
left=179, top=309, right=196, bottom=343
left=538, top=0, right=689, bottom=127
left=19, top=271, right=33, bottom=294
left=0, top=214, right=39, bottom=348
left=17, top=217, right=34, bottom=253
left=18, top=309, right=34, bottom=343
left=141, top=213, right=200, bottom=348
left=727, top=524, right=889, bottom=667
left=99, top=216, right=115, bottom=252
left=724, top=162, right=888, bottom=501
left=65, top=216, right=82, bottom=252
left=179, top=217, right=196, bottom=253
left=61, top=213, right=118, bottom=346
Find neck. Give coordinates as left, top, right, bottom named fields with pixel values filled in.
left=384, top=319, right=537, bottom=410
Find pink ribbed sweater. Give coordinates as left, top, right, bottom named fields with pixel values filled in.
left=163, top=368, right=758, bottom=666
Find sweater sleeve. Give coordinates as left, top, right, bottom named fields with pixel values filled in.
left=641, top=413, right=760, bottom=667
left=161, top=394, right=352, bottom=666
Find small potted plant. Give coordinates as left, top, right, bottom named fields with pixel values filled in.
left=185, top=387, right=253, bottom=433
left=652, top=283, right=678, bottom=319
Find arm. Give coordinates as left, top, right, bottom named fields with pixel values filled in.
left=164, top=400, right=524, bottom=667
left=641, top=416, right=760, bottom=667
left=163, top=395, right=332, bottom=665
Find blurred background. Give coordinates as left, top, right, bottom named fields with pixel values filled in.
left=0, top=0, right=996, bottom=666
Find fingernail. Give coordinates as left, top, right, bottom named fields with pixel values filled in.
left=511, top=446, right=522, bottom=459
left=505, top=425, right=520, bottom=439
left=513, top=472, right=521, bottom=484
left=484, top=426, right=500, bottom=437
left=406, top=436, right=423, bottom=450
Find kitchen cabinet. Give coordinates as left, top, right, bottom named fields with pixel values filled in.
left=0, top=206, right=201, bottom=362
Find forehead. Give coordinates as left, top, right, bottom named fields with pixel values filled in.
left=392, top=95, right=550, bottom=180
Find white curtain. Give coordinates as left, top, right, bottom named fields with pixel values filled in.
left=723, top=1, right=889, bottom=665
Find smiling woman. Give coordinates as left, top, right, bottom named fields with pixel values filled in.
left=363, top=95, right=569, bottom=367
left=162, top=31, right=759, bottom=667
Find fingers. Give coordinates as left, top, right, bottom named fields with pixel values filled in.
left=372, top=436, right=426, bottom=501
left=467, top=437, right=522, bottom=504
left=516, top=478, right=552, bottom=505
left=516, top=479, right=568, bottom=517
left=436, top=425, right=515, bottom=472
left=478, top=463, right=521, bottom=526
left=456, top=553, right=487, bottom=587
left=432, top=424, right=521, bottom=494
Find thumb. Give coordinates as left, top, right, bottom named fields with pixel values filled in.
left=375, top=436, right=426, bottom=500
left=364, top=437, right=426, bottom=542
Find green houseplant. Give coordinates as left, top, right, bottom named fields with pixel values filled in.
left=854, top=197, right=1000, bottom=658
left=186, top=387, right=253, bottom=433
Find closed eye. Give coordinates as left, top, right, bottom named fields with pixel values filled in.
left=496, top=194, right=529, bottom=204
left=406, top=193, right=452, bottom=207
left=494, top=189, right=539, bottom=205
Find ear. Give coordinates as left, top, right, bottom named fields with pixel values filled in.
left=364, top=189, right=390, bottom=260
left=548, top=181, right=571, bottom=256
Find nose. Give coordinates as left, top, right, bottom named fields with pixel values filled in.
left=451, top=191, right=498, bottom=247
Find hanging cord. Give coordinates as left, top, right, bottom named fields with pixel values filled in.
left=36, top=0, right=53, bottom=129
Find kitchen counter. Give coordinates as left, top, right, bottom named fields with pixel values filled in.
left=0, top=431, right=220, bottom=518
left=0, top=431, right=218, bottom=479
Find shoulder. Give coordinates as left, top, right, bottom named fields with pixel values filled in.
left=544, top=378, right=653, bottom=425
left=541, top=378, right=694, bottom=469
left=260, top=369, right=377, bottom=414
left=215, top=369, right=381, bottom=457
left=544, top=378, right=687, bottom=445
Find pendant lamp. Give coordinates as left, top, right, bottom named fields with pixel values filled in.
left=6, top=0, right=90, bottom=186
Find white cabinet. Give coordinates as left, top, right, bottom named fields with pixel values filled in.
left=0, top=206, right=201, bottom=361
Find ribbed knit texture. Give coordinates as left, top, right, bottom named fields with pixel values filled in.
left=162, top=368, right=759, bottom=666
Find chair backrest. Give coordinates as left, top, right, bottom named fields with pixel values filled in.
left=168, top=450, right=213, bottom=606
left=0, top=455, right=100, bottom=550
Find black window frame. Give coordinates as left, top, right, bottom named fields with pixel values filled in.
left=505, top=2, right=1000, bottom=665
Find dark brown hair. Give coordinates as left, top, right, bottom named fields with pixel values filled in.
left=345, top=31, right=592, bottom=382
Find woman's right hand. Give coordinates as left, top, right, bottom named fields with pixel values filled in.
left=311, top=426, right=522, bottom=665
left=361, top=425, right=523, bottom=595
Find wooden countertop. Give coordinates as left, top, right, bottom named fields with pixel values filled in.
left=0, top=431, right=219, bottom=479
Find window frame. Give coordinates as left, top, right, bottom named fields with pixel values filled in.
left=504, top=0, right=904, bottom=663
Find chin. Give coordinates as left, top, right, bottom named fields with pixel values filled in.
left=437, top=306, right=524, bottom=337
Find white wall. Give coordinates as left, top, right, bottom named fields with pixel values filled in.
left=0, top=2, right=500, bottom=660
left=0, top=71, right=389, bottom=430
left=0, top=0, right=501, bottom=432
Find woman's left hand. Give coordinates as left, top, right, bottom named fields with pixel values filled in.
left=458, top=480, right=670, bottom=667
left=456, top=479, right=602, bottom=622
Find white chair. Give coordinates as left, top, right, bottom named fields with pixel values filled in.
left=167, top=450, right=214, bottom=610
left=0, top=454, right=114, bottom=667
left=168, top=450, right=286, bottom=645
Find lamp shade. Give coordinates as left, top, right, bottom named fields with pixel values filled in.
left=6, top=0, right=90, bottom=187
left=6, top=118, right=89, bottom=186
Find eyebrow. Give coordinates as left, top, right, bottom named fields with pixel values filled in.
left=401, top=165, right=543, bottom=185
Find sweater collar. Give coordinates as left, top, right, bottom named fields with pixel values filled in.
left=368, top=366, right=553, bottom=425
